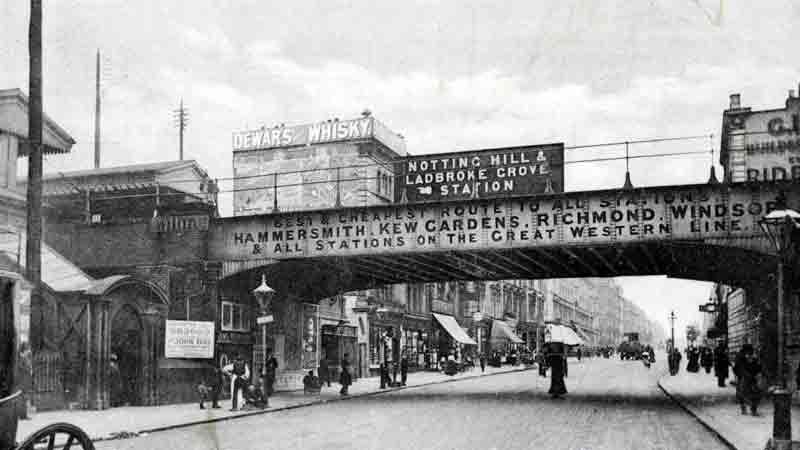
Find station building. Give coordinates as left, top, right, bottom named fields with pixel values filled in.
left=0, top=89, right=206, bottom=410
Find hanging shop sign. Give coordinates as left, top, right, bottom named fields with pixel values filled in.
left=164, top=320, right=215, bottom=359
left=395, top=143, right=564, bottom=203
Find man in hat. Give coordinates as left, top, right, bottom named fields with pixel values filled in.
left=223, top=354, right=250, bottom=411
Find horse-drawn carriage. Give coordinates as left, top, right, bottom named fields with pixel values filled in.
left=0, top=273, right=94, bottom=450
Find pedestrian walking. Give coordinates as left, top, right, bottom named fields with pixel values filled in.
left=686, top=346, right=700, bottom=373
left=479, top=353, right=486, bottom=373
left=547, top=343, right=567, bottom=398
left=379, top=363, right=388, bottom=389
left=576, top=347, right=582, bottom=362
left=262, top=348, right=278, bottom=398
left=222, top=354, right=250, bottom=411
left=701, top=347, right=713, bottom=374
left=319, top=358, right=331, bottom=387
left=714, top=343, right=729, bottom=387
left=668, top=347, right=682, bottom=375
left=400, top=355, right=408, bottom=386
left=733, top=344, right=762, bottom=416
left=339, top=353, right=352, bottom=396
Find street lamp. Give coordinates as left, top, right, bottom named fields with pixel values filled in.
left=759, top=206, right=800, bottom=450
left=253, top=274, right=275, bottom=400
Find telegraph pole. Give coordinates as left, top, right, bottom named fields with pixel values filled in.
left=26, top=0, right=43, bottom=349
left=174, top=99, right=189, bottom=160
left=94, top=49, right=101, bottom=168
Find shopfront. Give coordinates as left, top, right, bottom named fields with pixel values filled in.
left=490, top=319, right=524, bottom=352
left=367, top=312, right=402, bottom=376
left=401, top=314, right=430, bottom=371
left=320, top=321, right=357, bottom=382
left=432, top=313, right=477, bottom=366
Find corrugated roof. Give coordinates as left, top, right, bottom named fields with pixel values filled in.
left=39, top=160, right=197, bottom=180
left=0, top=230, right=93, bottom=292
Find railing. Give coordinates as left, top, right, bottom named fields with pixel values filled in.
left=70, top=134, right=720, bottom=215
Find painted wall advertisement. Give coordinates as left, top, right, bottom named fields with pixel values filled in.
left=301, top=304, right=319, bottom=370
left=211, top=184, right=784, bottom=262
left=395, top=143, right=564, bottom=203
left=737, top=105, right=800, bottom=181
left=165, top=320, right=215, bottom=359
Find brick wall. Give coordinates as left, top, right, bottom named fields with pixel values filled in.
left=44, top=221, right=207, bottom=270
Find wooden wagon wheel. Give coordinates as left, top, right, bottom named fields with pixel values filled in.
left=16, top=423, right=94, bottom=450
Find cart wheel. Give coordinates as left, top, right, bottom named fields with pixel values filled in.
left=17, top=422, right=94, bottom=450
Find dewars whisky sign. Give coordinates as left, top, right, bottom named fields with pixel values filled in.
left=395, top=143, right=564, bottom=203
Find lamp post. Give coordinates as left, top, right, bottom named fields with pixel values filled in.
left=253, top=274, right=275, bottom=399
left=668, top=311, right=676, bottom=376
left=759, top=206, right=800, bottom=450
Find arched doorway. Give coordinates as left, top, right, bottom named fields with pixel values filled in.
left=110, top=304, right=143, bottom=407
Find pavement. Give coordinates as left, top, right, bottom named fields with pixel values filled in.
left=658, top=368, right=800, bottom=450
left=16, top=364, right=528, bottom=443
left=89, top=357, right=728, bottom=450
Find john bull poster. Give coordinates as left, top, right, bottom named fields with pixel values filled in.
left=164, top=320, right=215, bottom=359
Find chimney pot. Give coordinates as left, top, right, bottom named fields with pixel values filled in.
left=730, top=93, right=741, bottom=109
left=791, top=90, right=796, bottom=99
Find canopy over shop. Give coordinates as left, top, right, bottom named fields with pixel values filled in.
left=545, top=324, right=584, bottom=347
left=490, top=319, right=524, bottom=351
left=432, top=313, right=476, bottom=364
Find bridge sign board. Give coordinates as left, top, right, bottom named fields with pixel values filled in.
left=210, top=183, right=786, bottom=262
left=395, top=143, right=564, bottom=203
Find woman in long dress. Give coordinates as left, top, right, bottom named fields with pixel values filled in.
left=547, top=343, right=568, bottom=398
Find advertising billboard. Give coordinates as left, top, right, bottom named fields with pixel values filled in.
left=738, top=108, right=800, bottom=181
left=395, top=143, right=564, bottom=203
left=232, top=116, right=406, bottom=155
left=164, top=320, right=215, bottom=359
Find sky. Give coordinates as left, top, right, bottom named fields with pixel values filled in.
left=2, top=0, right=798, bottom=339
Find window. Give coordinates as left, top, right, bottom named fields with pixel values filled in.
left=221, top=301, right=250, bottom=332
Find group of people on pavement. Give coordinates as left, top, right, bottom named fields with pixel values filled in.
left=673, top=342, right=763, bottom=417
left=198, top=350, right=355, bottom=411
left=197, top=349, right=278, bottom=411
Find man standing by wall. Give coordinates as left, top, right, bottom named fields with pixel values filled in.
left=223, top=354, right=250, bottom=411
left=263, top=348, right=278, bottom=400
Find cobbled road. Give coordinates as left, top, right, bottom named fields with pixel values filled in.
left=96, top=357, right=728, bottom=450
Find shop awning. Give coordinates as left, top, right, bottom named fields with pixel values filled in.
left=433, top=313, right=477, bottom=345
left=545, top=324, right=584, bottom=346
left=491, top=320, right=524, bottom=344
left=574, top=326, right=591, bottom=343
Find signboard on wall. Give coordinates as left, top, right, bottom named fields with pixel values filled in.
left=396, top=143, right=564, bottom=203
left=732, top=104, right=800, bottom=181
left=165, top=320, right=215, bottom=358
left=233, top=117, right=374, bottom=152
left=210, top=183, right=782, bottom=262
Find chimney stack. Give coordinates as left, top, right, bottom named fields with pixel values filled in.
left=790, top=90, right=796, bottom=99
left=729, top=93, right=741, bottom=109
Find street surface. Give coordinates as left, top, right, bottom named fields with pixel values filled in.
left=96, top=358, right=727, bottom=450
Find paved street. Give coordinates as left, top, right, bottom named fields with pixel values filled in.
left=94, top=358, right=727, bottom=450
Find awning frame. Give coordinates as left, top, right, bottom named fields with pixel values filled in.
left=432, top=313, right=477, bottom=346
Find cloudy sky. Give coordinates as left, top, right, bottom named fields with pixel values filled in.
left=2, top=0, right=798, bottom=339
